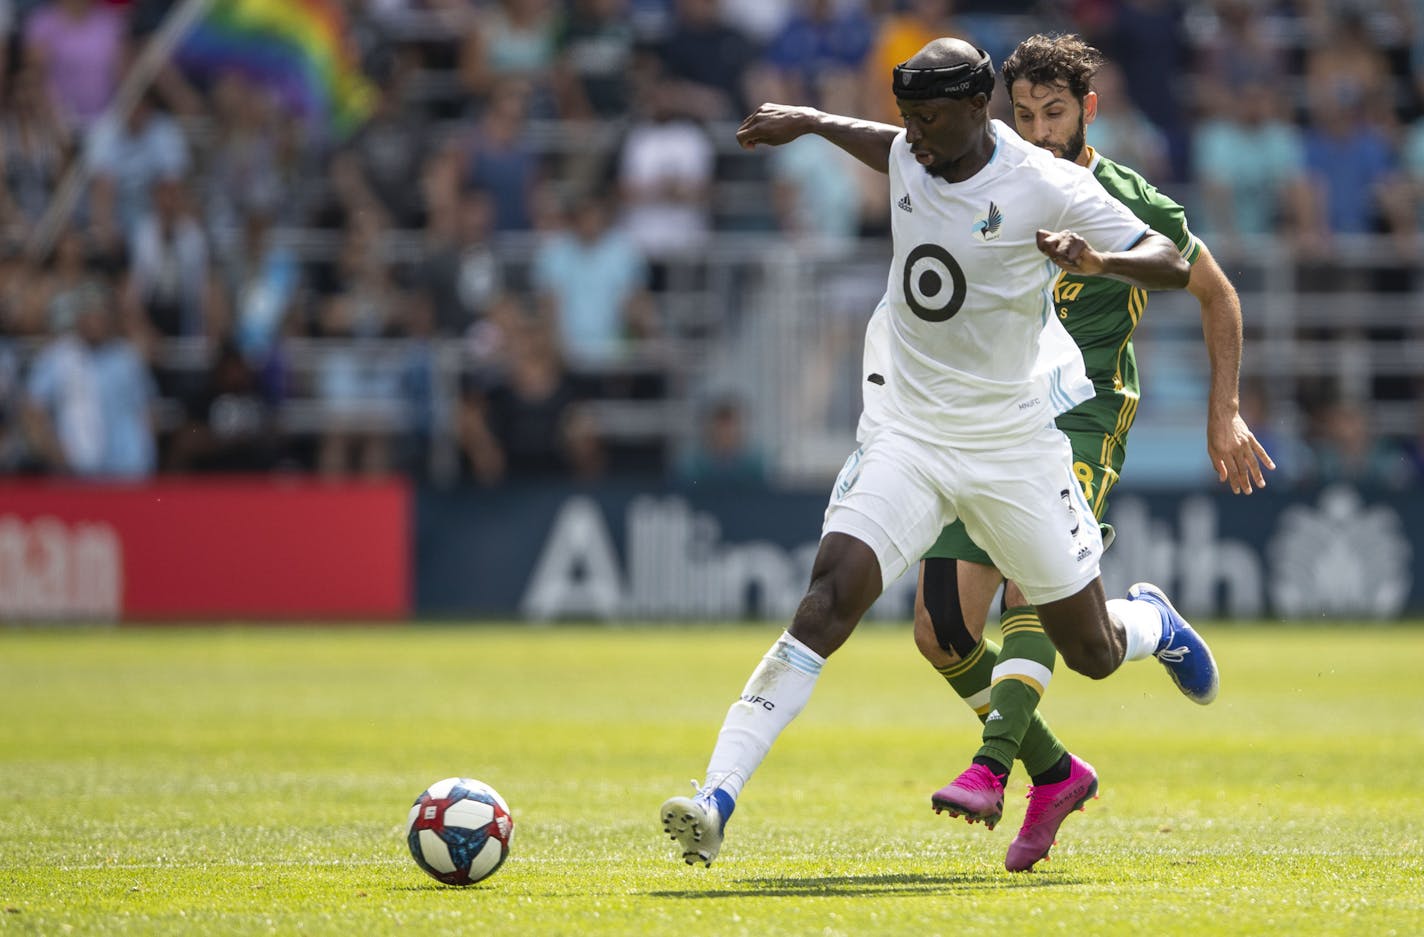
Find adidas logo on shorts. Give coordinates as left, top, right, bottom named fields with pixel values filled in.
left=897, top=194, right=913, bottom=213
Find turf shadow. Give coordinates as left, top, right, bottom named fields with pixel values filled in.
left=648, top=871, right=1083, bottom=898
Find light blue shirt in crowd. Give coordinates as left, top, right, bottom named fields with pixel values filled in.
left=771, top=136, right=862, bottom=246
left=533, top=230, right=647, bottom=364
left=1193, top=118, right=1305, bottom=236
left=1406, top=120, right=1424, bottom=227
left=85, top=112, right=189, bottom=235
left=25, top=335, right=156, bottom=478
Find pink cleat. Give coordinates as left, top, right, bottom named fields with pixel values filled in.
left=931, top=764, right=1005, bottom=830
left=1005, top=754, right=1099, bottom=872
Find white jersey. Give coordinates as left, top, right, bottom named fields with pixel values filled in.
left=865, top=119, right=1148, bottom=449
left=857, top=297, right=1089, bottom=445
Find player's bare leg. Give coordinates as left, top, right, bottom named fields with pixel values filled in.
left=1034, top=578, right=1124, bottom=678
left=911, top=558, right=998, bottom=670
left=787, top=533, right=884, bottom=658
left=1037, top=577, right=1219, bottom=703
left=986, top=577, right=1218, bottom=869
left=661, top=533, right=882, bottom=866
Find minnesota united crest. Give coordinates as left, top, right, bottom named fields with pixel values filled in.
left=972, top=201, right=1003, bottom=242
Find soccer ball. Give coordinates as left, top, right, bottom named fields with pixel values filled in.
left=405, top=777, right=514, bottom=886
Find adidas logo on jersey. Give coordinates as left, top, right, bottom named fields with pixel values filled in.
left=985, top=709, right=1003, bottom=722
left=897, top=194, right=913, bottom=213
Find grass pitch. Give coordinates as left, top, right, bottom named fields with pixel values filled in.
left=2, top=622, right=1422, bottom=936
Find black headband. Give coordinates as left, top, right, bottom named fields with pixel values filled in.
left=892, top=48, right=995, bottom=101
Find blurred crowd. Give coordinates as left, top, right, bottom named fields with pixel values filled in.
left=2, top=0, right=1424, bottom=489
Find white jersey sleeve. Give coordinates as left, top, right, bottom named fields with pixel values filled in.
left=1051, top=169, right=1152, bottom=254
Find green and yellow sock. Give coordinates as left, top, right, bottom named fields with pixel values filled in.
left=934, top=637, right=998, bottom=717
left=977, top=607, right=1064, bottom=775
left=934, top=632, right=1067, bottom=781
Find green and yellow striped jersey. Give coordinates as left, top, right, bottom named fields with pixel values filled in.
left=1051, top=147, right=1202, bottom=447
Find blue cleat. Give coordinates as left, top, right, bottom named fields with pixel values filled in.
left=1128, top=582, right=1220, bottom=705
left=660, top=782, right=735, bottom=867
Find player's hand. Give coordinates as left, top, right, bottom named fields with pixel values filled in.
left=1208, top=412, right=1275, bottom=494
left=736, top=104, right=819, bottom=149
left=1036, top=229, right=1106, bottom=276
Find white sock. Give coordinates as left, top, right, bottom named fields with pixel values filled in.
left=702, top=631, right=825, bottom=801
left=1108, top=597, right=1165, bottom=662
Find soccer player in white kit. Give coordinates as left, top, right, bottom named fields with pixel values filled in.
left=660, top=38, right=1201, bottom=868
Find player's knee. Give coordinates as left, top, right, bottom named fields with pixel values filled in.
left=1058, top=640, right=1116, bottom=680
left=1038, top=581, right=1116, bottom=678
left=920, top=557, right=980, bottom=660
left=913, top=610, right=949, bottom=664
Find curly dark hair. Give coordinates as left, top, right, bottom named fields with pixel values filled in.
left=1001, top=33, right=1105, bottom=103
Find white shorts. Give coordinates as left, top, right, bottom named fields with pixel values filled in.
left=822, top=425, right=1102, bottom=605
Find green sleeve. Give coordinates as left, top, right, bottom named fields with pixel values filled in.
left=1095, top=157, right=1203, bottom=265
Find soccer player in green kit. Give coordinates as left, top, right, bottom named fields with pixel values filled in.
left=918, top=33, right=1275, bottom=871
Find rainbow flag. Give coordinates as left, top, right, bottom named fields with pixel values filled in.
left=177, top=0, right=375, bottom=136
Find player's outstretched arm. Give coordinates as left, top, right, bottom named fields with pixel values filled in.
left=1187, top=244, right=1276, bottom=494
left=736, top=104, right=900, bottom=174
left=1035, top=229, right=1189, bottom=291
